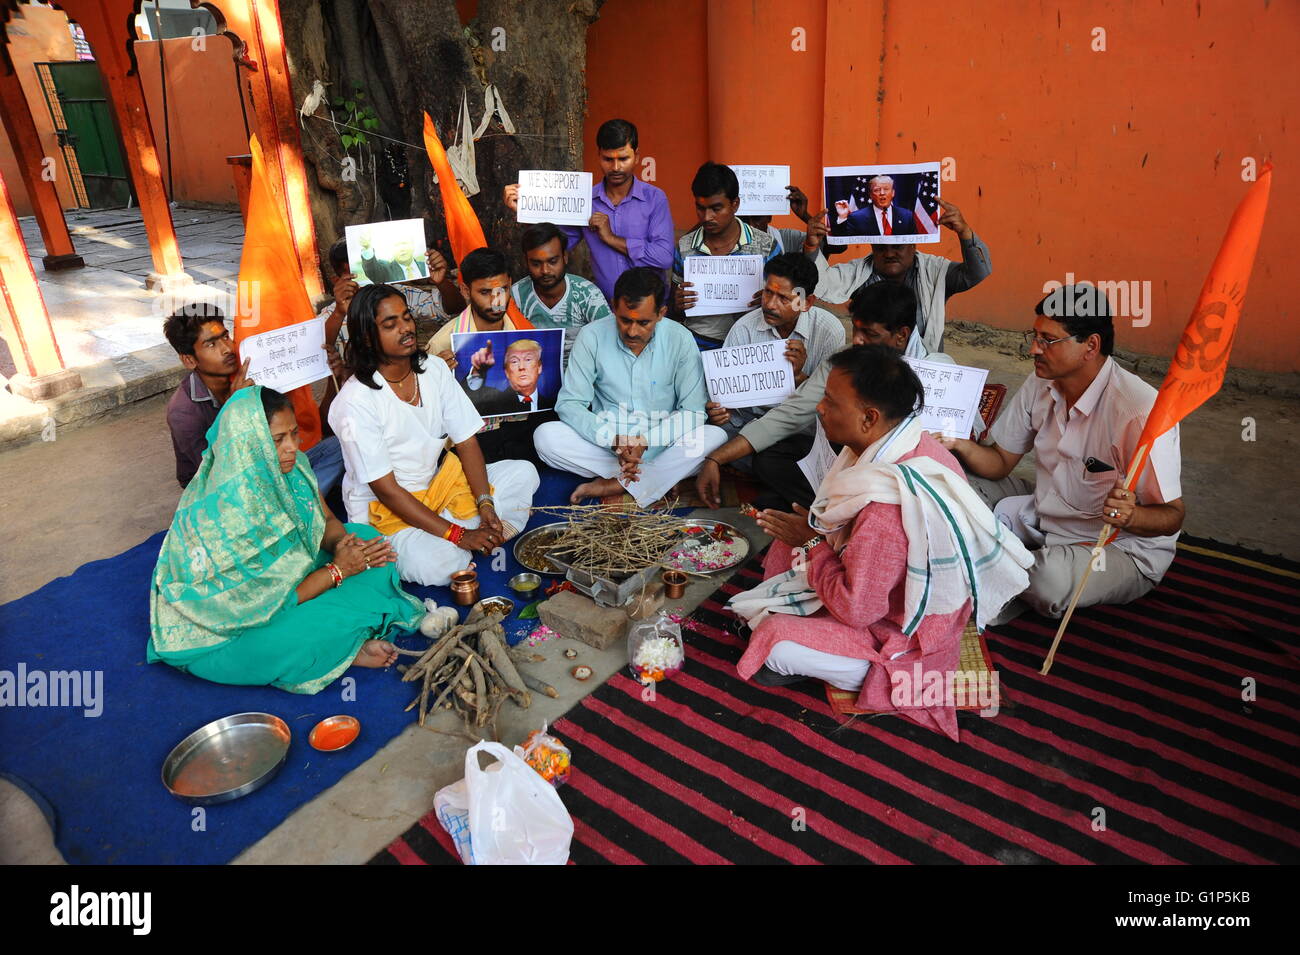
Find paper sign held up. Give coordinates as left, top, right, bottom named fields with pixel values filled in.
left=903, top=356, right=989, bottom=438
left=516, top=170, right=593, bottom=227
left=731, top=164, right=790, bottom=216
left=683, top=254, right=766, bottom=317
left=702, top=339, right=797, bottom=409
left=242, top=317, right=330, bottom=394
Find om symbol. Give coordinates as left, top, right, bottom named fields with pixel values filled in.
left=1174, top=300, right=1234, bottom=375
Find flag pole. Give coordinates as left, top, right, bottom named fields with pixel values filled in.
left=1040, top=442, right=1149, bottom=675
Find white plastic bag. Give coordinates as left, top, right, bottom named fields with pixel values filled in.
left=465, top=740, right=573, bottom=865
left=433, top=778, right=476, bottom=865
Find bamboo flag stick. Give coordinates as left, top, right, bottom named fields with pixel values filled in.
left=1040, top=443, right=1150, bottom=675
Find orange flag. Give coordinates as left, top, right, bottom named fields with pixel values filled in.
left=421, top=111, right=531, bottom=329
left=1122, top=162, right=1273, bottom=487
left=234, top=135, right=321, bottom=450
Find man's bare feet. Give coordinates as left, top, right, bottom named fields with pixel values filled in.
left=354, top=639, right=398, bottom=668
left=569, top=477, right=624, bottom=503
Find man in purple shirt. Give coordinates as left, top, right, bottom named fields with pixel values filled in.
left=504, top=118, right=674, bottom=300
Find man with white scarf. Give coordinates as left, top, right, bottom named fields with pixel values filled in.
left=729, top=345, right=1032, bottom=740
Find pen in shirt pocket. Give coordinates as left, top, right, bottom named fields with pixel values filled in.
left=1084, top=456, right=1116, bottom=476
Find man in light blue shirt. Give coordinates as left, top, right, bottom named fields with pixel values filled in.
left=535, top=267, right=727, bottom=504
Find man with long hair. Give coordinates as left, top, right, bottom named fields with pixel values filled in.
left=328, top=284, right=539, bottom=586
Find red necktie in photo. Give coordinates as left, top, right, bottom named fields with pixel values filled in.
left=883, top=211, right=893, bottom=236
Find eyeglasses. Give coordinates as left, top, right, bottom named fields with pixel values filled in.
left=1022, top=330, right=1078, bottom=350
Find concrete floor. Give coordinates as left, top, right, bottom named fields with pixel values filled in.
left=2, top=329, right=1298, bottom=865
left=2, top=207, right=244, bottom=378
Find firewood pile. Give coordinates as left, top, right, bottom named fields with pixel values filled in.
left=396, top=608, right=557, bottom=738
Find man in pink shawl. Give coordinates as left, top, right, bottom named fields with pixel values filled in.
left=729, top=345, right=1032, bottom=740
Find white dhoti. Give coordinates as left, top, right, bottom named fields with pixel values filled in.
left=534, top=421, right=727, bottom=506
left=391, top=459, right=539, bottom=586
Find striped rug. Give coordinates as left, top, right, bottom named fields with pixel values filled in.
left=371, top=534, right=1300, bottom=865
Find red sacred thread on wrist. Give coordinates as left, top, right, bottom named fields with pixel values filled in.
left=445, top=524, right=465, bottom=545
left=327, top=563, right=343, bottom=588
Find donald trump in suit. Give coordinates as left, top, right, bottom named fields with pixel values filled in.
left=833, top=175, right=914, bottom=238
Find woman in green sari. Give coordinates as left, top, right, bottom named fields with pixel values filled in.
left=149, top=386, right=425, bottom=694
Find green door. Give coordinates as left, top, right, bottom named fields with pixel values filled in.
left=35, top=61, right=132, bottom=209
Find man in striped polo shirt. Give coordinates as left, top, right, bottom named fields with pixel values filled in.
left=511, top=223, right=612, bottom=368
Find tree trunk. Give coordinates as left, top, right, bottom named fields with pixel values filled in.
left=277, top=0, right=604, bottom=286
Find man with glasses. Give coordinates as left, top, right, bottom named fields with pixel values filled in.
left=937, top=284, right=1184, bottom=622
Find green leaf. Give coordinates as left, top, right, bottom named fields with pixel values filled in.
left=363, top=117, right=379, bottom=130
left=331, top=97, right=344, bottom=107
left=344, top=100, right=356, bottom=112
left=518, top=601, right=540, bottom=619
left=341, top=134, right=354, bottom=148
left=354, top=90, right=365, bottom=100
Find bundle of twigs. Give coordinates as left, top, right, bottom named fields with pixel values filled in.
left=528, top=502, right=687, bottom=578
left=395, top=608, right=545, bottom=737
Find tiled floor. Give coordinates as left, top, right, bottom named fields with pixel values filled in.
left=8, top=205, right=244, bottom=377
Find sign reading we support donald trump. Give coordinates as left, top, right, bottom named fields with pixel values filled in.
left=702, top=339, right=797, bottom=410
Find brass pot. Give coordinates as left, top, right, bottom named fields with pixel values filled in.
left=449, top=569, right=479, bottom=606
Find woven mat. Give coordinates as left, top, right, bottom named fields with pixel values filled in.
left=824, top=619, right=999, bottom=715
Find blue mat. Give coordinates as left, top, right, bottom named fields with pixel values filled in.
left=0, top=465, right=610, bottom=865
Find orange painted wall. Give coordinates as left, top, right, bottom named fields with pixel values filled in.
left=135, top=35, right=250, bottom=207
left=586, top=0, right=1299, bottom=373
left=1, top=8, right=248, bottom=216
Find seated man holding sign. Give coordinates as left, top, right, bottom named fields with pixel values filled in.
left=535, top=267, right=727, bottom=505
left=329, top=284, right=539, bottom=587
left=813, top=196, right=990, bottom=355
left=705, top=253, right=845, bottom=449
left=428, top=247, right=552, bottom=466
left=728, top=346, right=1031, bottom=739
left=163, top=304, right=344, bottom=494
left=940, top=285, right=1184, bottom=621
left=672, top=161, right=780, bottom=344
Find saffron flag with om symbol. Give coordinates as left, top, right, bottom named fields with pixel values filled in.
left=1130, top=162, right=1273, bottom=476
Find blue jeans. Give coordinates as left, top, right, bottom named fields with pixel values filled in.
left=306, top=435, right=344, bottom=495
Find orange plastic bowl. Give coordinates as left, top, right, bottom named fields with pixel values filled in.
left=308, top=715, right=361, bottom=752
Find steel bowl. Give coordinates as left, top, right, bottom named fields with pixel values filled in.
left=507, top=572, right=543, bottom=598
left=161, top=712, right=291, bottom=806
left=471, top=595, right=515, bottom=620
left=308, top=715, right=361, bottom=752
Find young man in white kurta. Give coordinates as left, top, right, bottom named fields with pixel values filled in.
left=329, top=356, right=538, bottom=586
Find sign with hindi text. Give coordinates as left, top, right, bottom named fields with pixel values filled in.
left=702, top=339, right=797, bottom=410
left=516, top=170, right=593, bottom=227
left=242, top=317, right=330, bottom=394
left=903, top=356, right=989, bottom=438
left=731, top=164, right=790, bottom=216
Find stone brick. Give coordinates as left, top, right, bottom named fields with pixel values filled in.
left=538, top=590, right=628, bottom=650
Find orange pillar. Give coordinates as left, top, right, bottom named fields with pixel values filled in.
left=0, top=56, right=83, bottom=271
left=206, top=0, right=323, bottom=298
left=226, top=153, right=253, bottom=222
left=0, top=167, right=80, bottom=399
left=59, top=0, right=190, bottom=291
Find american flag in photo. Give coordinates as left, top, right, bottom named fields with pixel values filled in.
left=913, top=171, right=941, bottom=234
left=848, top=176, right=874, bottom=212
